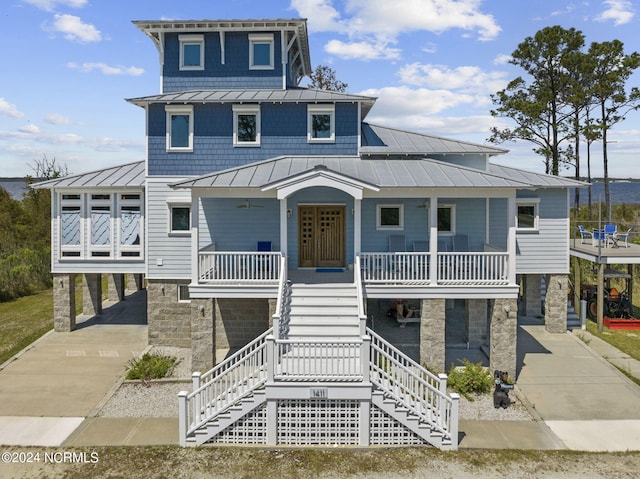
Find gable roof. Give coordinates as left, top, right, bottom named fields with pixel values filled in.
left=32, top=161, right=145, bottom=189
left=171, top=156, right=564, bottom=190
left=361, top=123, right=508, bottom=156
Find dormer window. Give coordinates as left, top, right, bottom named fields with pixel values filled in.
left=249, top=34, right=274, bottom=70
left=179, top=34, right=204, bottom=70
left=307, top=105, right=335, bottom=143
left=166, top=105, right=193, bottom=152
left=233, top=104, right=261, bottom=147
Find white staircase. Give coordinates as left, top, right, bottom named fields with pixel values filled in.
left=287, top=283, right=361, bottom=340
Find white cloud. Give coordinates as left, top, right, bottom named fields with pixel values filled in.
left=595, top=0, right=635, bottom=25
left=0, top=98, right=25, bottom=119
left=51, top=14, right=101, bottom=43
left=67, top=62, right=144, bottom=76
left=397, top=63, right=508, bottom=94
left=359, top=86, right=475, bottom=117
left=290, top=0, right=346, bottom=32
left=44, top=113, right=72, bottom=125
left=23, top=0, right=87, bottom=11
left=493, top=54, right=511, bottom=66
left=18, top=124, right=41, bottom=134
left=325, top=39, right=401, bottom=61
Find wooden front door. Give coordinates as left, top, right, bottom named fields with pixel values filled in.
left=298, top=205, right=346, bottom=268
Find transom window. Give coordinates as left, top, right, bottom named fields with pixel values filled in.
left=308, top=105, right=335, bottom=143
left=249, top=33, right=274, bottom=70
left=179, top=34, right=204, bottom=70
left=377, top=204, right=404, bottom=230
left=166, top=105, right=193, bottom=152
left=517, top=199, right=539, bottom=231
left=233, top=104, right=261, bottom=146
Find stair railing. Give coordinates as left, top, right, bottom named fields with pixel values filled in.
left=367, top=327, right=459, bottom=442
left=272, top=255, right=290, bottom=340
left=354, top=256, right=368, bottom=335
left=179, top=328, right=272, bottom=445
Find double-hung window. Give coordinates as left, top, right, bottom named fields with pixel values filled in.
left=516, top=199, right=539, bottom=231
left=60, top=193, right=82, bottom=258
left=166, top=105, right=193, bottom=152
left=377, top=204, right=404, bottom=230
left=249, top=34, right=274, bottom=70
left=308, top=105, right=335, bottom=143
left=179, top=34, right=204, bottom=70
left=233, top=104, right=260, bottom=146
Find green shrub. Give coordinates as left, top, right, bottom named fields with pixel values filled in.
left=447, top=359, right=494, bottom=400
left=126, top=353, right=176, bottom=380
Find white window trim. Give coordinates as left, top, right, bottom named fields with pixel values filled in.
left=177, top=284, right=191, bottom=303
left=118, top=193, right=144, bottom=259
left=516, top=198, right=540, bottom=231
left=179, top=34, right=204, bottom=71
left=60, top=193, right=84, bottom=259
left=88, top=194, right=113, bottom=260
left=307, top=104, right=335, bottom=143
left=168, top=202, right=191, bottom=236
left=437, top=204, right=456, bottom=236
left=232, top=104, right=261, bottom=147
left=249, top=33, right=274, bottom=70
left=376, top=204, right=404, bottom=230
left=165, top=105, right=194, bottom=152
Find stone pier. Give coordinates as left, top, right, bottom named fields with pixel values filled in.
left=420, top=298, right=445, bottom=373
left=489, top=297, right=518, bottom=376
left=82, top=273, right=102, bottom=317
left=53, top=273, right=76, bottom=332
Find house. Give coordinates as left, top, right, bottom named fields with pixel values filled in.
left=35, top=18, right=585, bottom=449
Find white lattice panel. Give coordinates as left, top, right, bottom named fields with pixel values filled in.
left=369, top=404, right=426, bottom=445
left=277, top=399, right=360, bottom=445
left=211, top=404, right=267, bottom=445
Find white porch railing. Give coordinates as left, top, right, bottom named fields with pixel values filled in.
left=199, top=251, right=281, bottom=283
left=360, top=251, right=508, bottom=285
left=437, top=252, right=508, bottom=285
left=360, top=253, right=430, bottom=284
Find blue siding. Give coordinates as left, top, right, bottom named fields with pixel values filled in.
left=489, top=198, right=508, bottom=249
left=361, top=198, right=429, bottom=252
left=148, top=103, right=359, bottom=176
left=162, top=32, right=285, bottom=92
left=451, top=198, right=486, bottom=251
left=200, top=197, right=280, bottom=251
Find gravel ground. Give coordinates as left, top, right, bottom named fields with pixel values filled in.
left=99, top=346, right=532, bottom=421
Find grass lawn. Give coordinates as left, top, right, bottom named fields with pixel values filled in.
left=0, top=289, right=54, bottom=365
left=586, top=320, right=640, bottom=362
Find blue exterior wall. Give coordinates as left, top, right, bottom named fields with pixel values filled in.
left=148, top=102, right=359, bottom=176
left=162, top=32, right=286, bottom=92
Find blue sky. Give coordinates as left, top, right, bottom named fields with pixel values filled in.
left=1, top=0, right=639, bottom=178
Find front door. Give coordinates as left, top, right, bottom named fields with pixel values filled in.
left=298, top=205, right=346, bottom=268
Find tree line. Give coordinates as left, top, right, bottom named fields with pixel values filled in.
left=489, top=26, right=640, bottom=221
left=0, top=157, right=66, bottom=301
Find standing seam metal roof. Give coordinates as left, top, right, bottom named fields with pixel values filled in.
left=32, top=161, right=145, bottom=189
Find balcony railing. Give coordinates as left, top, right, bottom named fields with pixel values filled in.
left=360, top=251, right=509, bottom=285
left=199, top=251, right=281, bottom=283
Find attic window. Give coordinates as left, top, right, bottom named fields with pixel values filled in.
left=179, top=35, right=204, bottom=70
left=249, top=34, right=274, bottom=70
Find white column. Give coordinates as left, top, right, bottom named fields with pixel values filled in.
left=429, top=197, right=438, bottom=283
left=354, top=198, right=362, bottom=256
left=280, top=198, right=288, bottom=257
left=191, top=191, right=201, bottom=284
left=507, top=193, right=517, bottom=284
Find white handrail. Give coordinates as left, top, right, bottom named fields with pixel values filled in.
left=199, top=251, right=281, bottom=282
left=354, top=256, right=367, bottom=335
left=271, top=255, right=289, bottom=340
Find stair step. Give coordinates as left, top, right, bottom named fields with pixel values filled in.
left=289, top=306, right=358, bottom=316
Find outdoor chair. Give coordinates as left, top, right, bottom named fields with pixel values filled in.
left=255, top=241, right=272, bottom=278
left=437, top=237, right=450, bottom=252
left=603, top=224, right=617, bottom=247
left=577, top=225, right=593, bottom=244
left=611, top=228, right=632, bottom=248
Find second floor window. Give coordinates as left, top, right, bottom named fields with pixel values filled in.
left=249, top=34, right=274, bottom=70
left=233, top=104, right=261, bottom=146
left=166, top=105, right=193, bottom=152
left=308, top=105, right=335, bottom=143
left=179, top=34, right=204, bottom=70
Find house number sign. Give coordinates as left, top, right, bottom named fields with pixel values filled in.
left=309, top=388, right=328, bottom=399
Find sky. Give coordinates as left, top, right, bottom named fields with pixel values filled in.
left=1, top=0, right=639, bottom=178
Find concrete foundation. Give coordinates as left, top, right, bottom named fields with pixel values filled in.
left=191, top=298, right=215, bottom=373
left=420, top=298, right=446, bottom=373
left=465, top=299, right=487, bottom=348
left=53, top=273, right=76, bottom=332
left=545, top=274, right=568, bottom=333
left=146, top=279, right=192, bottom=348
left=489, top=298, right=518, bottom=376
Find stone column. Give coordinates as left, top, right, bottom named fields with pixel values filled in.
left=125, top=273, right=144, bottom=294
left=545, top=273, right=568, bottom=333
left=465, top=299, right=487, bottom=347
left=191, top=298, right=215, bottom=373
left=53, top=273, right=76, bottom=332
left=523, top=274, right=542, bottom=318
left=107, top=273, right=125, bottom=302
left=82, top=273, right=102, bottom=316
left=420, top=298, right=445, bottom=373
left=214, top=299, right=231, bottom=352
left=489, top=298, right=517, bottom=376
